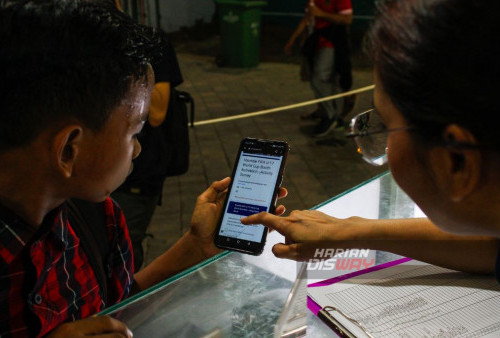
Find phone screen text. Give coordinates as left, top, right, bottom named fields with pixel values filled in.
left=218, top=152, right=283, bottom=242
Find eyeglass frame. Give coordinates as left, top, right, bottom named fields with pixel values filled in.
left=345, top=109, right=413, bottom=139
left=345, top=108, right=495, bottom=166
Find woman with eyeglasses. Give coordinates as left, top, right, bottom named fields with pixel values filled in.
left=242, top=0, right=500, bottom=280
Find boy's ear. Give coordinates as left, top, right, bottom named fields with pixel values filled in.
left=429, top=124, right=481, bottom=202
left=51, top=125, right=83, bottom=178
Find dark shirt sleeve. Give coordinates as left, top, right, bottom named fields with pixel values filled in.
left=151, top=29, right=183, bottom=87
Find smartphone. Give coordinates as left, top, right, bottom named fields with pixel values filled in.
left=214, top=137, right=289, bottom=255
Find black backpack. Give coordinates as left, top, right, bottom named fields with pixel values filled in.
left=162, top=89, right=195, bottom=177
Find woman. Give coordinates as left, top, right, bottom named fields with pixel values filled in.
left=243, top=0, right=500, bottom=279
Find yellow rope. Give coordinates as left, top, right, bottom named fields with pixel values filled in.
left=193, top=85, right=375, bottom=127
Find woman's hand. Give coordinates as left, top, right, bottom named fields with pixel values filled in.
left=241, top=210, right=367, bottom=261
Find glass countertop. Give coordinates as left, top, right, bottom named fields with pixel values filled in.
left=101, top=171, right=424, bottom=337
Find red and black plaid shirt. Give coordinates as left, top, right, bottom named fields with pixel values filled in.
left=0, top=198, right=134, bottom=337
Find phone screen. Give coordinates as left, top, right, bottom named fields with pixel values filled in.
left=214, top=138, right=289, bottom=255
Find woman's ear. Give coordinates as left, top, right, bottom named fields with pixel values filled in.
left=51, top=125, right=83, bottom=178
left=429, top=124, right=481, bottom=202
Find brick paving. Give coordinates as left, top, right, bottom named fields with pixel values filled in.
left=142, top=53, right=386, bottom=266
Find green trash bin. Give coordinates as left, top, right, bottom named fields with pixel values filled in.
left=214, top=0, right=267, bottom=67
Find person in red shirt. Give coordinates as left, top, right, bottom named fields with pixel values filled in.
left=0, top=0, right=286, bottom=337
left=285, top=0, right=353, bottom=137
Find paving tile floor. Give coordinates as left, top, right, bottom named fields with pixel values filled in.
left=142, top=53, right=386, bottom=267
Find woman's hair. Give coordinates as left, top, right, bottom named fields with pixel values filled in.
left=367, top=0, right=500, bottom=148
left=0, top=0, right=157, bottom=151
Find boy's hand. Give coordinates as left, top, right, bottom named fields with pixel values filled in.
left=188, top=177, right=231, bottom=258
left=47, top=316, right=133, bottom=337
left=189, top=177, right=288, bottom=259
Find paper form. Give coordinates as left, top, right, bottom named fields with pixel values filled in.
left=308, top=260, right=500, bottom=337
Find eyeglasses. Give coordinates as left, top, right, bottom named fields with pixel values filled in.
left=345, top=109, right=412, bottom=166
left=346, top=109, right=496, bottom=166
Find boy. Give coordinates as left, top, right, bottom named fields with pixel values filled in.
left=0, top=1, right=286, bottom=336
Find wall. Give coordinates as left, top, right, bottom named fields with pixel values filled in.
left=262, top=0, right=375, bottom=28
left=158, top=0, right=216, bottom=32
left=121, top=0, right=215, bottom=31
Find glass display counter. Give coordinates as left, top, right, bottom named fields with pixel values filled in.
left=100, top=171, right=425, bottom=337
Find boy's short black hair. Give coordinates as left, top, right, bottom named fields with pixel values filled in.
left=0, top=0, right=156, bottom=151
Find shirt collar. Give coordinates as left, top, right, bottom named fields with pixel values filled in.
left=0, top=202, right=67, bottom=263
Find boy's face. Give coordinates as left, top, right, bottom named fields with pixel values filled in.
left=74, top=73, right=153, bottom=201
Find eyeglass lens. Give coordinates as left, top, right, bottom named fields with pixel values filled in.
left=351, top=109, right=389, bottom=165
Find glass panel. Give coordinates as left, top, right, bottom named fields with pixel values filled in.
left=101, top=172, right=422, bottom=337
left=100, top=250, right=232, bottom=316
left=106, top=253, right=295, bottom=337
left=311, top=171, right=388, bottom=211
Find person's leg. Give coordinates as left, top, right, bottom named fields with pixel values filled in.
left=111, top=190, right=159, bottom=272
left=330, top=24, right=356, bottom=121
left=334, top=36, right=356, bottom=121
left=310, top=47, right=338, bottom=122
left=340, top=93, right=357, bottom=120
left=300, top=104, right=324, bottom=120
left=310, top=47, right=342, bottom=136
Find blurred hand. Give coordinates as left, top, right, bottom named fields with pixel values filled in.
left=284, top=39, right=295, bottom=56
left=189, top=177, right=288, bottom=258
left=47, top=316, right=132, bottom=338
left=308, top=4, right=327, bottom=18
left=241, top=210, right=365, bottom=261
